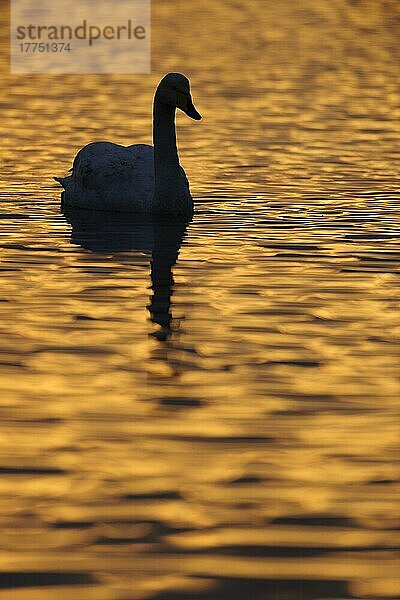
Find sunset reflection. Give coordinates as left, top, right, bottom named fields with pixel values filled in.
left=0, top=0, right=399, bottom=598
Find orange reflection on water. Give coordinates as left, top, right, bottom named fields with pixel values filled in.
left=0, top=0, right=399, bottom=598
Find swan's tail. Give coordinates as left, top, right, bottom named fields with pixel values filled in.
left=54, top=175, right=71, bottom=189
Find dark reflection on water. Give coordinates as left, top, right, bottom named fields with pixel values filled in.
left=64, top=207, right=188, bottom=341
left=0, top=0, right=399, bottom=598
left=152, top=578, right=350, bottom=600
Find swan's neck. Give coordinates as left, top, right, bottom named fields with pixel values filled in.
left=152, top=95, right=192, bottom=215
left=153, top=99, right=180, bottom=177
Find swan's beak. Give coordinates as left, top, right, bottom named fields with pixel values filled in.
left=177, top=91, right=202, bottom=120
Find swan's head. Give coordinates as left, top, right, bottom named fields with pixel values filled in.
left=156, top=73, right=202, bottom=120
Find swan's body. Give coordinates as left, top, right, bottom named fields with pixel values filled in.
left=55, top=73, right=201, bottom=216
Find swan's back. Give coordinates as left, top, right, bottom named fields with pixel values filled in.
left=58, top=142, right=155, bottom=212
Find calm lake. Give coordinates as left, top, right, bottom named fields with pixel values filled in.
left=0, top=0, right=399, bottom=598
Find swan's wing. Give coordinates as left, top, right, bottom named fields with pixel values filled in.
left=68, top=141, right=153, bottom=191
left=54, top=142, right=156, bottom=211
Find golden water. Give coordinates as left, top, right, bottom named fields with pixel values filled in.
left=0, top=0, right=399, bottom=598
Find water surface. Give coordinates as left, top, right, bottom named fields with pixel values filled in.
left=0, top=1, right=399, bottom=598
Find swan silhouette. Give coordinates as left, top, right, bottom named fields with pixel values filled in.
left=55, top=73, right=201, bottom=217
left=63, top=207, right=188, bottom=340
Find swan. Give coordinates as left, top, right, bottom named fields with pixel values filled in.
left=54, top=73, right=201, bottom=217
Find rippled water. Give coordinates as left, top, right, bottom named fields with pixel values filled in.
left=0, top=0, right=399, bottom=598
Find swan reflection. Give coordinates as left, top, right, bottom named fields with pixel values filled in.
left=63, top=207, right=189, bottom=340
